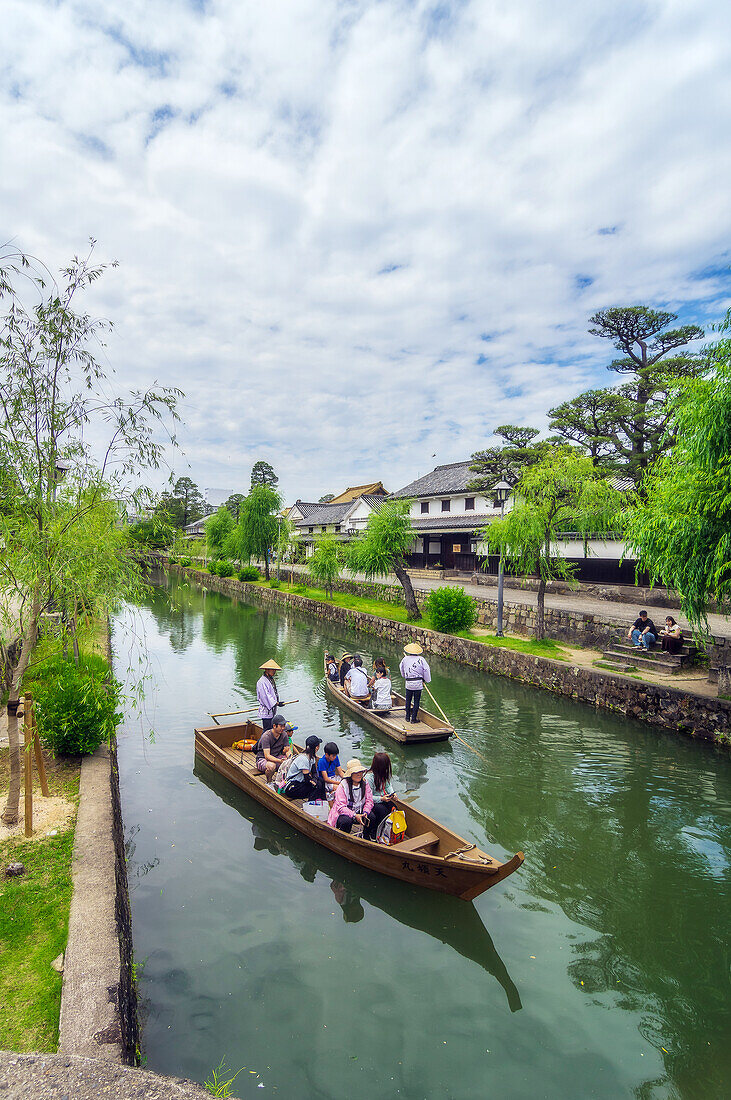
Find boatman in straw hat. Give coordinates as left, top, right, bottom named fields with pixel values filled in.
left=257, top=658, right=283, bottom=731
left=399, top=643, right=431, bottom=724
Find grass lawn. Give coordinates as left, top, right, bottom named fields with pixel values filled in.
left=0, top=752, right=80, bottom=1051
left=219, top=577, right=571, bottom=660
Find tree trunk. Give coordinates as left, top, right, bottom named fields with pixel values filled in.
left=264, top=553, right=270, bottom=581
left=536, top=578, right=546, bottom=640
left=2, top=604, right=40, bottom=826
left=393, top=560, right=421, bottom=621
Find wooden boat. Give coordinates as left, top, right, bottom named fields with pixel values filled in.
left=195, top=756, right=523, bottom=1010
left=323, top=655, right=454, bottom=744
left=194, top=718, right=524, bottom=900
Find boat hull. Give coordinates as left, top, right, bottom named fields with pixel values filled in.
left=324, top=658, right=454, bottom=744
left=194, top=721, right=523, bottom=900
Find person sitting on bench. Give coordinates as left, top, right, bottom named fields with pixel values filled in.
left=344, top=655, right=371, bottom=706
left=282, top=735, right=327, bottom=800
left=370, top=667, right=393, bottom=713
left=328, top=759, right=373, bottom=832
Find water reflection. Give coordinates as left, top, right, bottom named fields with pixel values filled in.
left=194, top=758, right=522, bottom=1013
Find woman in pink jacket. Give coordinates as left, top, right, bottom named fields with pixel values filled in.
left=327, top=759, right=373, bottom=833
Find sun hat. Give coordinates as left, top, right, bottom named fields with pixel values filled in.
left=343, top=758, right=366, bottom=778
left=341, top=653, right=353, bottom=660
left=284, top=721, right=299, bottom=733
left=260, top=658, right=282, bottom=671
left=404, top=642, right=423, bottom=655
left=272, top=714, right=286, bottom=726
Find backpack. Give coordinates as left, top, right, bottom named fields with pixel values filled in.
left=376, top=809, right=407, bottom=845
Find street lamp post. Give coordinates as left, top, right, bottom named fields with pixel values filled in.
left=276, top=513, right=282, bottom=581
left=493, top=480, right=512, bottom=638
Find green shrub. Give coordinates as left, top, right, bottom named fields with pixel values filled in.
left=216, top=560, right=235, bottom=577
left=424, top=586, right=478, bottom=633
left=269, top=578, right=281, bottom=589
left=238, top=565, right=260, bottom=582
left=168, top=554, right=179, bottom=565
left=293, top=583, right=308, bottom=595
left=180, top=556, right=192, bottom=567
left=29, top=655, right=122, bottom=756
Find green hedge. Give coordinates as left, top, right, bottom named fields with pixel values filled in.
left=424, top=586, right=478, bottom=633
left=238, top=565, right=260, bottom=581
left=27, top=655, right=122, bottom=756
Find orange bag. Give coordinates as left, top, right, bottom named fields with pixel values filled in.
left=233, top=739, right=257, bottom=752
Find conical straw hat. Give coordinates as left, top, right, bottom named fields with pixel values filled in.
left=404, top=643, right=423, bottom=655
left=259, top=658, right=282, bottom=671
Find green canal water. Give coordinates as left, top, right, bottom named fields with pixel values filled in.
left=114, top=573, right=730, bottom=1099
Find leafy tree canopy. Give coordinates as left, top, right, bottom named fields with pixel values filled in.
left=318, top=493, right=335, bottom=503
left=484, top=449, right=623, bottom=638
left=308, top=533, right=343, bottom=598
left=224, top=493, right=246, bottom=523
left=550, top=307, right=704, bottom=483
left=250, top=459, right=278, bottom=491
left=468, top=425, right=551, bottom=492
left=348, top=499, right=421, bottom=619
left=625, top=310, right=731, bottom=632
left=228, top=483, right=281, bottom=580
left=156, top=476, right=206, bottom=528
left=205, top=505, right=234, bottom=559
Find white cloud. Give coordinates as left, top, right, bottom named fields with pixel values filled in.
left=1, top=0, right=729, bottom=502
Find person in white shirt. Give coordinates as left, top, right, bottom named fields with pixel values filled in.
left=399, top=642, right=431, bottom=723
left=371, top=667, right=393, bottom=712
left=344, top=655, right=370, bottom=706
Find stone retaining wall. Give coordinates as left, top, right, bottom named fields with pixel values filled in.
left=175, top=565, right=730, bottom=745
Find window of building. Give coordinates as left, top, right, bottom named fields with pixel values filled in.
left=321, top=526, right=327, bottom=532
left=465, top=497, right=475, bottom=510
left=441, top=499, right=451, bottom=512
left=335, top=525, right=341, bottom=532
left=308, top=527, right=314, bottom=533
left=420, top=501, right=429, bottom=514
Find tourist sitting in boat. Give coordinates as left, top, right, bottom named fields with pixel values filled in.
left=370, top=667, right=393, bottom=713
left=659, top=616, right=684, bottom=654
left=255, top=714, right=291, bottom=781
left=369, top=657, right=390, bottom=683
left=326, top=654, right=339, bottom=682
left=319, top=741, right=345, bottom=794
left=328, top=759, right=373, bottom=833
left=282, top=735, right=327, bottom=800
left=363, top=752, right=397, bottom=840
left=344, top=655, right=371, bottom=706
left=339, top=653, right=353, bottom=687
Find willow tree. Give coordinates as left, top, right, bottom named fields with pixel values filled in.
left=625, top=311, right=731, bottom=633
left=205, top=505, right=234, bottom=560
left=228, top=484, right=281, bottom=580
left=484, top=450, right=623, bottom=638
left=348, top=499, right=420, bottom=620
left=0, top=243, right=180, bottom=825
left=308, top=534, right=343, bottom=599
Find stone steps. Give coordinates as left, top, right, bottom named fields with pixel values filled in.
left=601, top=645, right=694, bottom=675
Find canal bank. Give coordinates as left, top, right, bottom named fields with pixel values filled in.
left=167, top=563, right=731, bottom=746
left=115, top=572, right=731, bottom=1099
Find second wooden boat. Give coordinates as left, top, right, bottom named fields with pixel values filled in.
left=194, top=718, right=524, bottom=900
left=324, top=654, right=454, bottom=744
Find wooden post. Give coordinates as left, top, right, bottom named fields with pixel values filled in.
left=30, top=696, right=49, bottom=798
left=23, top=693, right=33, bottom=837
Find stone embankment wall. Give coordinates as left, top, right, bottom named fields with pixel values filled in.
left=276, top=567, right=636, bottom=651
left=168, top=564, right=731, bottom=745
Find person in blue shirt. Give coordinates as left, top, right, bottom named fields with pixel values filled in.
left=319, top=741, right=345, bottom=795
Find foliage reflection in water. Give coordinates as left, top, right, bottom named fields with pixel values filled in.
left=114, top=573, right=731, bottom=1099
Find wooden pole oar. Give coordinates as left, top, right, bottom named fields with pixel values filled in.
left=208, top=700, right=299, bottom=725
left=422, top=683, right=489, bottom=764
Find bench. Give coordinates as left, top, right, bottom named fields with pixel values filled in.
left=397, top=831, right=439, bottom=854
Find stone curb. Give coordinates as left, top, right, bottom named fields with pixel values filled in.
left=58, top=744, right=125, bottom=1062
left=0, top=1052, right=231, bottom=1099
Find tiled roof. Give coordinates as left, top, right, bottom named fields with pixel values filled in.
left=411, top=513, right=495, bottom=531
left=391, top=461, right=475, bottom=499
left=294, top=500, right=352, bottom=525
left=329, top=481, right=388, bottom=503
left=360, top=493, right=388, bottom=510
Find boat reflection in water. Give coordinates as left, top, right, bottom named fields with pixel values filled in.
left=194, top=759, right=522, bottom=1013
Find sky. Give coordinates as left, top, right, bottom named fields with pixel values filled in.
left=2, top=0, right=731, bottom=507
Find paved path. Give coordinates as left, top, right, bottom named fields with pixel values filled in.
left=0, top=1052, right=222, bottom=1098
left=282, top=563, right=731, bottom=640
